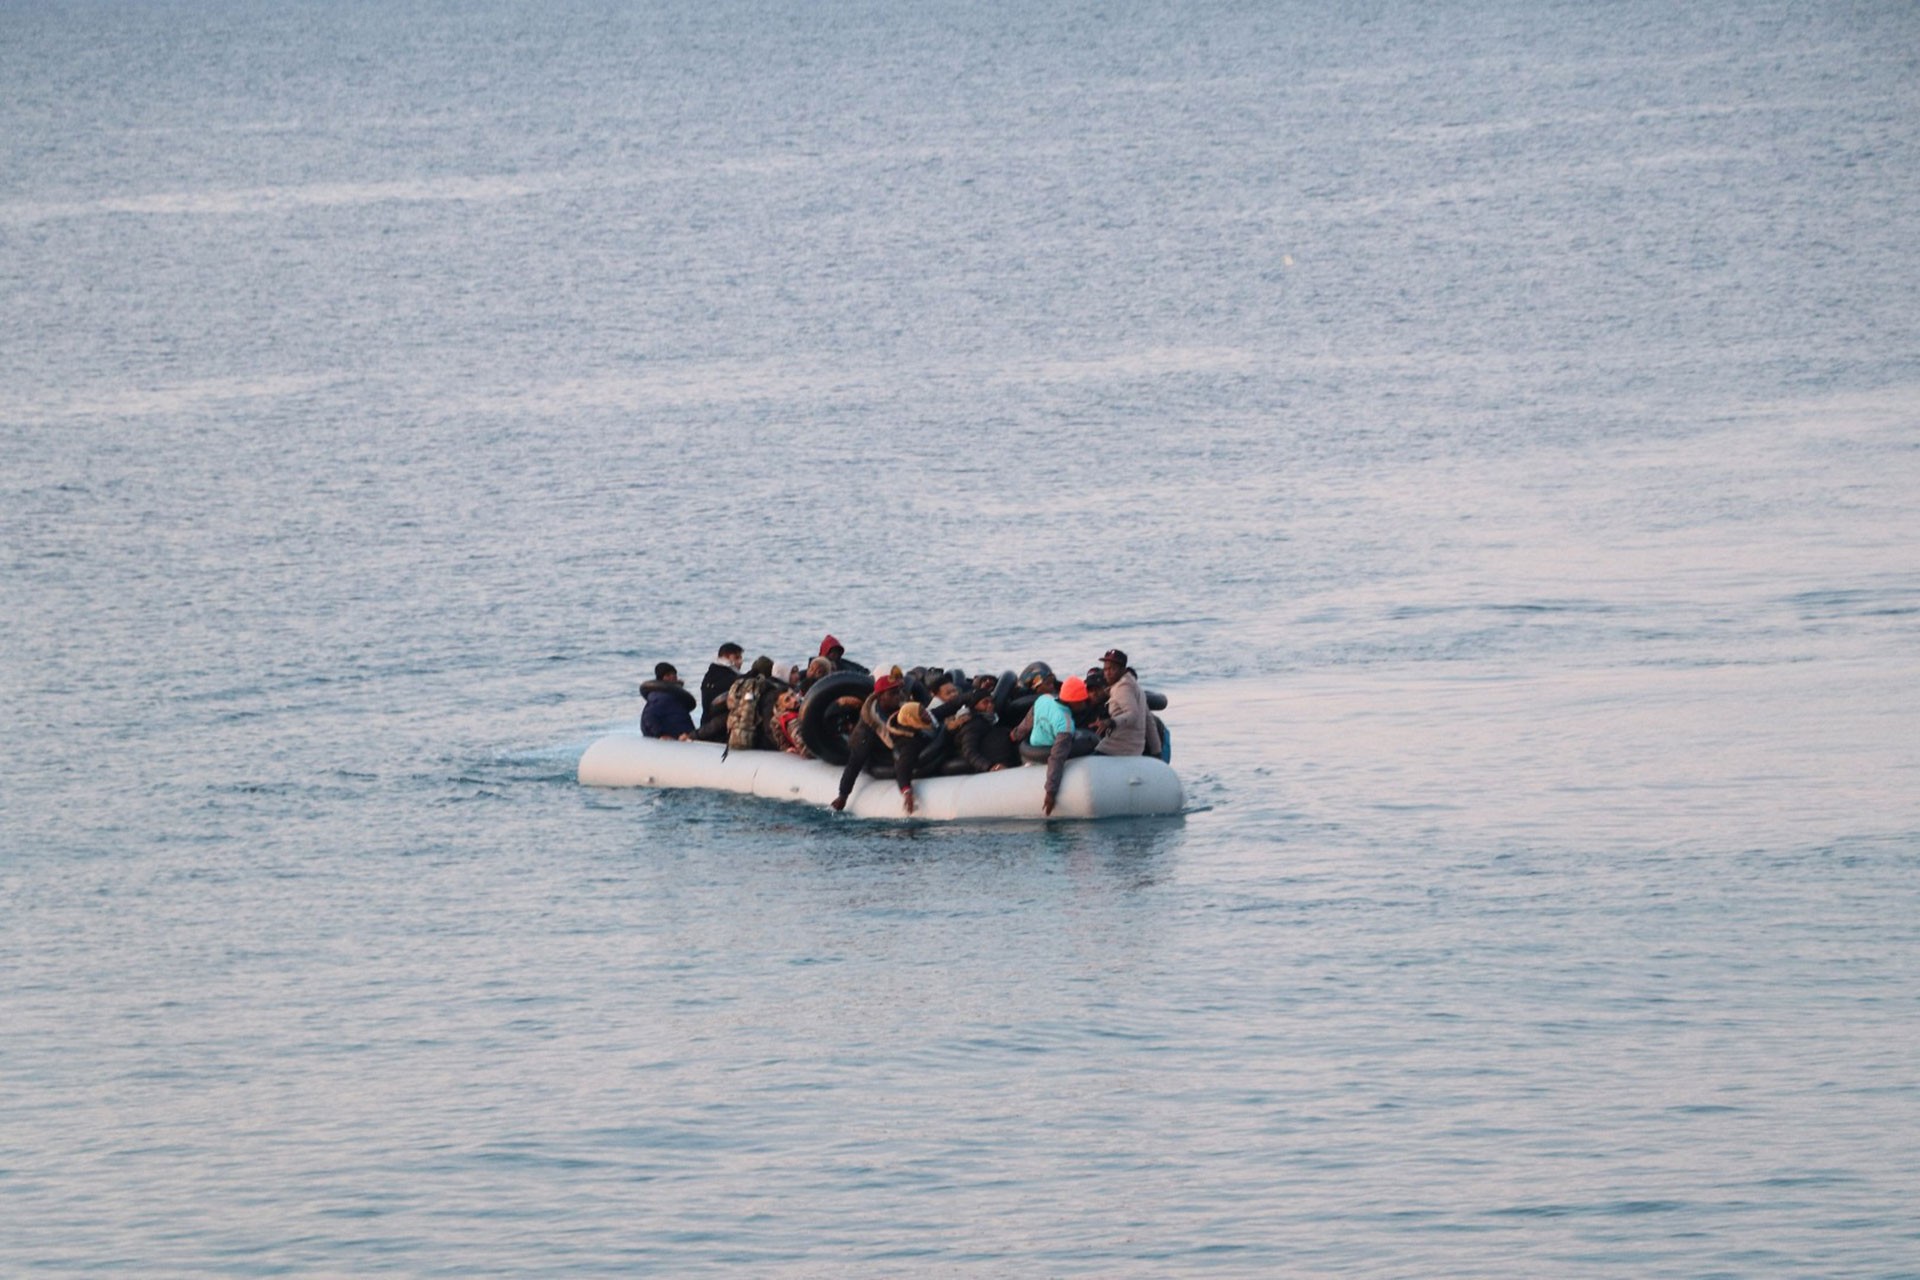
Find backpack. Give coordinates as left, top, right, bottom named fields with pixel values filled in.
left=726, top=676, right=769, bottom=751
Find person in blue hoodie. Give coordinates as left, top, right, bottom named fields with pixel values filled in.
left=640, top=662, right=698, bottom=740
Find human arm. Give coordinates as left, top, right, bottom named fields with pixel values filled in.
left=1042, top=734, right=1072, bottom=815
left=892, top=730, right=923, bottom=814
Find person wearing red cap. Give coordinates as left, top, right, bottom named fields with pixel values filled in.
left=831, top=667, right=912, bottom=813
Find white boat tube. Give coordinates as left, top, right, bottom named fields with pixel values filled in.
left=578, top=733, right=1183, bottom=821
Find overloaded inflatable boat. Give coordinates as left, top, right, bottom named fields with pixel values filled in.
left=578, top=667, right=1182, bottom=822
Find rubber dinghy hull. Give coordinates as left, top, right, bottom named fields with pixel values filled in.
left=578, top=734, right=1183, bottom=821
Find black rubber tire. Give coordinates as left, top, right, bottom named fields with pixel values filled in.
left=799, top=671, right=873, bottom=766
left=917, top=724, right=951, bottom=772
left=1146, top=689, right=1168, bottom=712
left=863, top=724, right=950, bottom=777
left=992, top=670, right=1018, bottom=719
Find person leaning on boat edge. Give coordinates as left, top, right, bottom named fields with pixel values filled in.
left=881, top=701, right=935, bottom=815
left=1010, top=668, right=1098, bottom=816
left=830, top=667, right=913, bottom=814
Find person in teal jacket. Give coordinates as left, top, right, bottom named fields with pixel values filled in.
left=1010, top=670, right=1097, bottom=815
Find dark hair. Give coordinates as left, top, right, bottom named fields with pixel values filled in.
left=718, top=642, right=744, bottom=658
left=655, top=662, right=676, bottom=680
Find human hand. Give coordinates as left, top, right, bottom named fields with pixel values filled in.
left=1042, top=793, right=1056, bottom=817
left=901, top=788, right=915, bottom=816
left=830, top=795, right=846, bottom=812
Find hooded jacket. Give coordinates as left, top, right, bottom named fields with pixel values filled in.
left=640, top=680, right=697, bottom=739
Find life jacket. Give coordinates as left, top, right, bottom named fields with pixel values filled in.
left=774, top=709, right=805, bottom=754
left=726, top=676, right=771, bottom=751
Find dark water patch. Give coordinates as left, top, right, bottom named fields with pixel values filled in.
left=1786, top=587, right=1919, bottom=619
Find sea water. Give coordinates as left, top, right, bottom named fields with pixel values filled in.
left=3, top=1, right=1918, bottom=1274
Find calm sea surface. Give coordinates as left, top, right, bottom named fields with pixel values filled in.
left=4, top=1, right=1919, bottom=1274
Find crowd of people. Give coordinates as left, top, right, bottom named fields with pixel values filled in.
left=637, top=635, right=1165, bottom=816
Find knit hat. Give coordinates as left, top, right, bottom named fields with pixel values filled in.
left=1059, top=676, right=1089, bottom=703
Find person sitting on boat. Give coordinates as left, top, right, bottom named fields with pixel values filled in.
left=694, top=642, right=745, bottom=742
left=817, top=634, right=870, bottom=676
left=925, top=673, right=969, bottom=724
left=1075, top=667, right=1110, bottom=730
left=1094, top=648, right=1162, bottom=758
left=830, top=668, right=909, bottom=812
left=1011, top=671, right=1098, bottom=816
left=797, top=655, right=832, bottom=695
left=772, top=686, right=809, bottom=756
left=721, top=655, right=785, bottom=753
left=953, top=687, right=1018, bottom=773
left=639, top=662, right=697, bottom=740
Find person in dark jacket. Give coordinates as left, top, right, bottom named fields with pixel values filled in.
left=830, top=669, right=909, bottom=812
left=954, top=688, right=1018, bottom=773
left=1075, top=668, right=1110, bottom=730
left=694, top=642, right=744, bottom=742
left=818, top=634, right=870, bottom=676
left=639, top=662, right=697, bottom=740
left=832, top=697, right=933, bottom=816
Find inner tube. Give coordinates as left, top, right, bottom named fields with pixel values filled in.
left=864, top=725, right=952, bottom=778
left=992, top=670, right=1018, bottom=719
left=798, top=670, right=873, bottom=766
left=919, top=724, right=952, bottom=772
left=1146, top=690, right=1168, bottom=712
